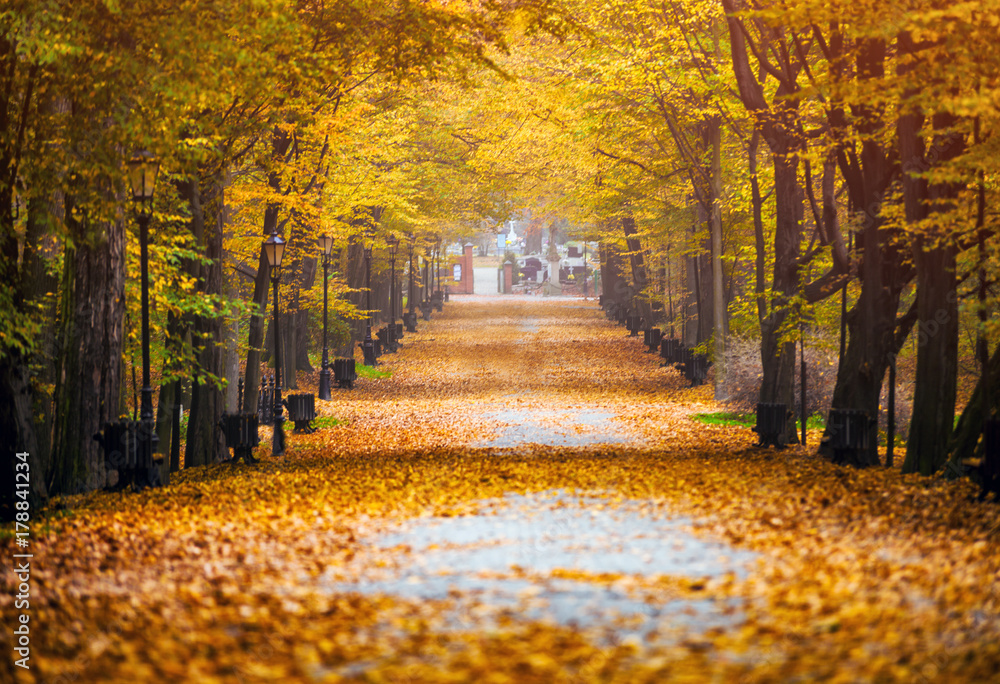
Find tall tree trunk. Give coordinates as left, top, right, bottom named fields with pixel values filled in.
left=51, top=202, right=126, bottom=493
left=721, top=1, right=803, bottom=443
left=684, top=247, right=700, bottom=348
left=21, top=196, right=60, bottom=501
left=599, top=239, right=627, bottom=310
left=824, top=37, right=904, bottom=466
left=243, top=127, right=292, bottom=415
left=346, top=236, right=367, bottom=350
left=904, top=241, right=958, bottom=474
left=183, top=169, right=226, bottom=468
left=902, top=110, right=964, bottom=475
left=293, top=257, right=318, bottom=373
left=621, top=216, right=652, bottom=324
left=758, top=149, right=801, bottom=442
left=708, top=118, right=727, bottom=399
left=748, top=131, right=767, bottom=335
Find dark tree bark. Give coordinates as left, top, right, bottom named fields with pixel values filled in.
left=902, top=109, right=964, bottom=475
left=20, top=196, right=60, bottom=497
left=0, top=46, right=47, bottom=517
left=951, top=344, right=1000, bottom=464
left=155, top=309, right=183, bottom=480
left=243, top=126, right=292, bottom=415
left=621, top=216, right=653, bottom=325
left=824, top=38, right=903, bottom=466
left=599, top=239, right=627, bottom=311
left=50, top=200, right=126, bottom=493
left=721, top=2, right=806, bottom=442
left=183, top=169, right=227, bottom=468
left=293, top=255, right=318, bottom=373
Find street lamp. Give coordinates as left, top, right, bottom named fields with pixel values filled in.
left=264, top=230, right=286, bottom=456
left=362, top=225, right=377, bottom=366
left=386, top=234, right=399, bottom=347
left=318, top=234, right=334, bottom=400
left=126, top=150, right=160, bottom=489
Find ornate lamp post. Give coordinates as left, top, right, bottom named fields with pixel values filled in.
left=386, top=234, right=399, bottom=340
left=264, top=231, right=286, bottom=456
left=126, top=150, right=160, bottom=488
left=318, top=234, right=334, bottom=400
left=361, top=225, right=377, bottom=366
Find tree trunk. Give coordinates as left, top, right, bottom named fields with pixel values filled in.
left=243, top=127, right=292, bottom=415
left=951, top=343, right=1000, bottom=463
left=294, top=299, right=315, bottom=373
left=0, top=355, right=43, bottom=519
left=154, top=380, right=176, bottom=481
left=599, top=240, right=627, bottom=310
left=51, top=203, right=126, bottom=493
left=684, top=249, right=700, bottom=348
left=721, top=1, right=803, bottom=444
left=708, top=118, right=727, bottom=399
left=824, top=37, right=903, bottom=466
left=621, top=216, right=652, bottom=324
left=183, top=170, right=226, bottom=468
left=758, top=151, right=801, bottom=442
left=902, top=109, right=964, bottom=475
left=904, top=241, right=958, bottom=474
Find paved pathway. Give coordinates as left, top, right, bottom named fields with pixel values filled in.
left=322, top=296, right=751, bottom=661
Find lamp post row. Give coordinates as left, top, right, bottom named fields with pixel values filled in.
left=126, top=151, right=422, bottom=470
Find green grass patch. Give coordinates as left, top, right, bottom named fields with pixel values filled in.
left=313, top=416, right=348, bottom=429
left=693, top=411, right=826, bottom=430
left=356, top=363, right=392, bottom=379
left=796, top=414, right=827, bottom=431
left=692, top=411, right=755, bottom=427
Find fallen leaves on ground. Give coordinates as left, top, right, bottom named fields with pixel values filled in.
left=3, top=296, right=999, bottom=683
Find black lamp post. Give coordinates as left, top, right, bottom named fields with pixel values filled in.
left=318, top=234, right=334, bottom=400
left=264, top=230, right=286, bottom=456
left=126, top=150, right=160, bottom=488
left=386, top=233, right=399, bottom=333
left=362, top=225, right=377, bottom=366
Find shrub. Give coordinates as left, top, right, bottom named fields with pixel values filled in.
left=718, top=335, right=838, bottom=418
left=718, top=335, right=911, bottom=443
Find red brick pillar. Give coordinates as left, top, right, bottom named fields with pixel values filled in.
left=463, top=243, right=474, bottom=294
left=503, top=262, right=513, bottom=294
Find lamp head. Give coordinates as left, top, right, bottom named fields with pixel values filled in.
left=318, top=234, right=334, bottom=257
left=264, top=231, right=286, bottom=271
left=126, top=150, right=159, bottom=207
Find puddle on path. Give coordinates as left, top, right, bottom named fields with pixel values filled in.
left=474, top=409, right=633, bottom=448
left=325, top=491, right=758, bottom=644
left=520, top=317, right=540, bottom=334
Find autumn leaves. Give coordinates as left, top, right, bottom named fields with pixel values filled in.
left=4, top=298, right=1000, bottom=682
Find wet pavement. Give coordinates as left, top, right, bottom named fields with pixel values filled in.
left=328, top=490, right=757, bottom=643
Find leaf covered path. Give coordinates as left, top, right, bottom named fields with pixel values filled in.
left=4, top=297, right=1000, bottom=683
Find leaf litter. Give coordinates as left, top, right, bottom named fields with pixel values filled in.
left=3, top=297, right=1000, bottom=683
